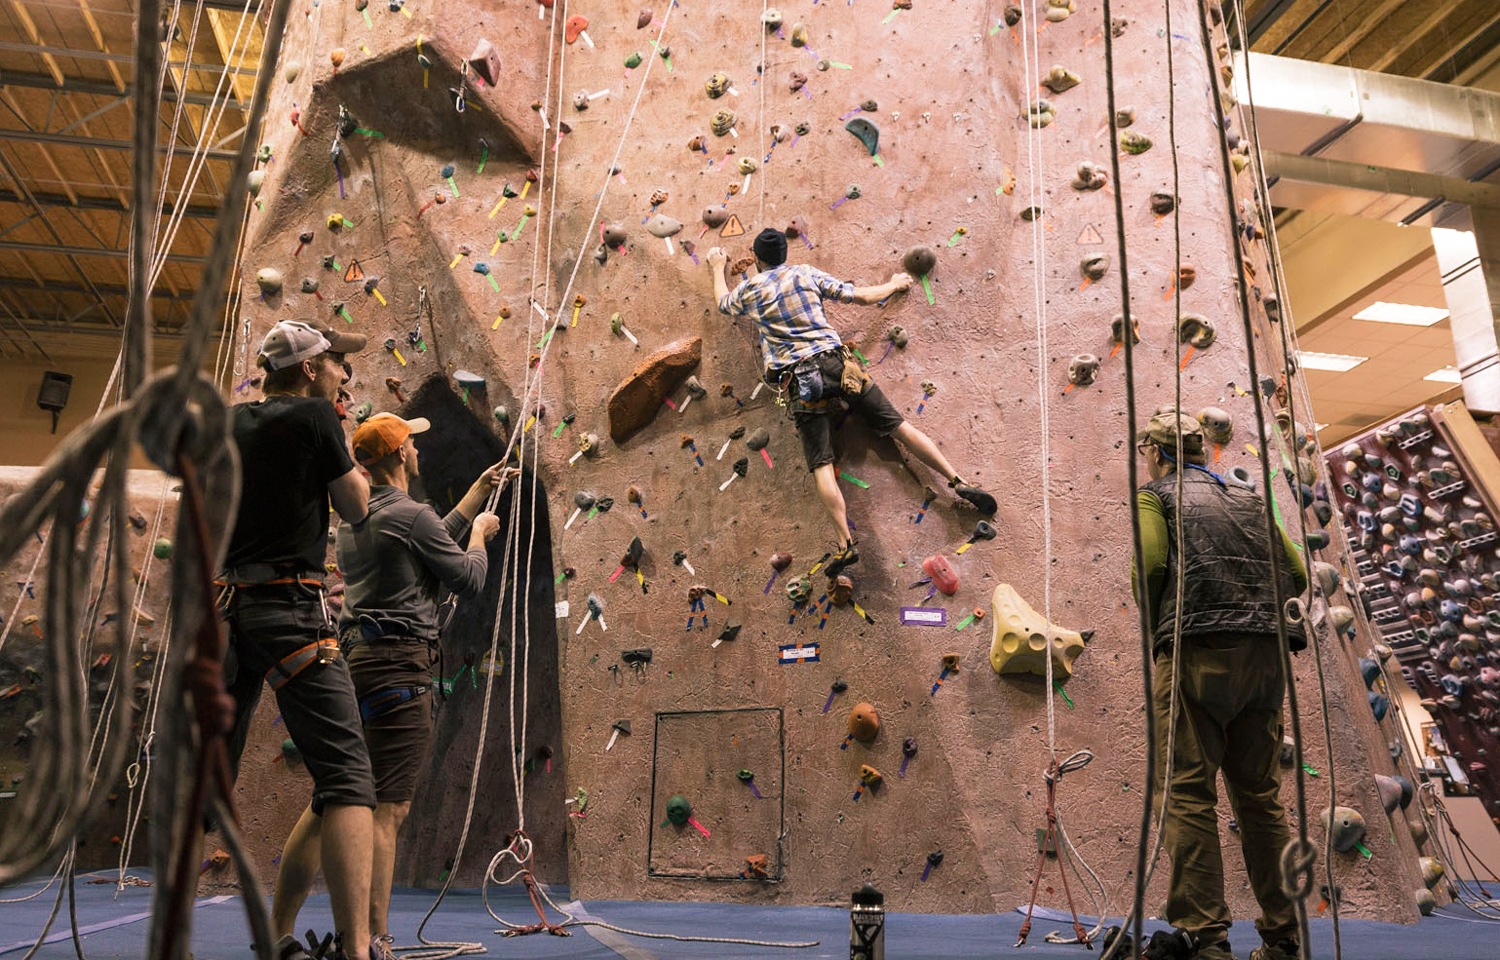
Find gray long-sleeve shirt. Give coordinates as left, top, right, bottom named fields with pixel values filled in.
left=336, top=485, right=488, bottom=641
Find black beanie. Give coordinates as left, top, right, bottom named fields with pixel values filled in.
left=752, top=228, right=788, bottom=266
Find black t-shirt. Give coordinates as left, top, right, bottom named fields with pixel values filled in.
left=224, top=395, right=355, bottom=573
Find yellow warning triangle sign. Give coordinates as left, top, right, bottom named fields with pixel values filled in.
left=343, top=259, right=365, bottom=282
left=1077, top=224, right=1103, bottom=245
left=720, top=214, right=745, bottom=238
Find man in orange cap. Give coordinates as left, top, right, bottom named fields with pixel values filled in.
left=222, top=319, right=375, bottom=960
left=268, top=412, right=510, bottom=960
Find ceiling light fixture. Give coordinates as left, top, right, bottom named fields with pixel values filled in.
left=1298, top=351, right=1368, bottom=373
left=1423, top=366, right=1462, bottom=384
left=1353, top=301, right=1449, bottom=326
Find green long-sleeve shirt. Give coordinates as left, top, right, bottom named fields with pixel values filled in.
left=1133, top=488, right=1308, bottom=635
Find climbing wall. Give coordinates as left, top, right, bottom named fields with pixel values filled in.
left=224, top=0, right=1426, bottom=919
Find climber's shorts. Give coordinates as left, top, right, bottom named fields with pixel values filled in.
left=789, top=350, right=904, bottom=471
left=346, top=638, right=438, bottom=804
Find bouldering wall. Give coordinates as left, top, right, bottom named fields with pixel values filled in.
left=226, top=0, right=1426, bottom=921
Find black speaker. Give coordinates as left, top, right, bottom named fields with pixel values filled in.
left=36, top=371, right=72, bottom=434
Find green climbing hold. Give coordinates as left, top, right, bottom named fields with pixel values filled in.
left=1120, top=130, right=1153, bottom=155
left=666, top=794, right=691, bottom=826
left=152, top=538, right=173, bottom=560
left=845, top=118, right=879, bottom=157
left=625, top=51, right=643, bottom=69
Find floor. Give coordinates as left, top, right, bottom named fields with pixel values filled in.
left=1, top=873, right=1497, bottom=959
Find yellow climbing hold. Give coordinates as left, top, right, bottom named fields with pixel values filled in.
left=987, top=583, right=1090, bottom=682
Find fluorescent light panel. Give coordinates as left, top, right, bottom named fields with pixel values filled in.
left=1424, top=366, right=1462, bottom=384
left=1298, top=351, right=1368, bottom=373
left=1352, top=301, right=1449, bottom=326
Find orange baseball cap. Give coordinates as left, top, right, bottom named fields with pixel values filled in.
left=352, top=413, right=430, bottom=464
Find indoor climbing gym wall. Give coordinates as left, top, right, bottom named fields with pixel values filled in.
left=208, top=0, right=1436, bottom=920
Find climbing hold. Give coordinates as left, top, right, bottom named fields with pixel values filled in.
left=1368, top=691, right=1389, bottom=722
left=665, top=795, right=692, bottom=827
left=602, top=223, right=628, bottom=248
left=763, top=8, right=783, bottom=29
left=1071, top=161, right=1107, bottom=191
left=1177, top=313, right=1215, bottom=349
left=702, top=207, right=729, bottom=228
left=886, top=326, right=908, bottom=348
left=790, top=22, right=808, bottom=47
left=1120, top=131, right=1153, bottom=155
left=921, top=554, right=959, bottom=596
left=1408, top=819, right=1428, bottom=847
left=1068, top=355, right=1100, bottom=387
left=847, top=702, right=879, bottom=743
left=256, top=267, right=284, bottom=295
left=645, top=214, right=683, bottom=239
left=329, top=48, right=346, bottom=70
left=1027, top=100, right=1055, bottom=128
left=1004, top=6, right=1023, bottom=26
left=1419, top=857, right=1444, bottom=889
left=786, top=575, right=813, bottom=605
left=770, top=552, right=793, bottom=572
left=1045, top=0, right=1076, bottom=22
left=711, top=110, right=737, bottom=136
left=738, top=157, right=759, bottom=175
left=1374, top=775, right=1405, bottom=815
left=625, top=51, right=643, bottom=69
left=1111, top=315, right=1140, bottom=346
left=573, top=92, right=590, bottom=111
left=831, top=575, right=853, bottom=607
left=246, top=170, right=265, bottom=196
left=1150, top=192, right=1177, bottom=215
left=1197, top=407, right=1232, bottom=445
left=845, top=118, right=879, bottom=156
left=1080, top=253, right=1109, bottom=281
left=1415, top=888, right=1435, bottom=916
left=1178, top=264, right=1197, bottom=289
left=902, top=245, right=937, bottom=277
left=745, top=428, right=770, bottom=450
left=1041, top=66, right=1081, bottom=94
left=745, top=853, right=770, bottom=879
left=467, top=39, right=501, bottom=86
left=565, top=15, right=589, bottom=43
left=1358, top=658, right=1380, bottom=689
left=637, top=8, right=653, bottom=28
left=606, top=337, right=703, bottom=444
left=1115, top=107, right=1136, bottom=127
left=988, top=583, right=1091, bottom=681
left=705, top=72, right=732, bottom=99
left=789, top=71, right=807, bottom=92
left=1321, top=806, right=1367, bottom=853
left=152, top=538, right=173, bottom=560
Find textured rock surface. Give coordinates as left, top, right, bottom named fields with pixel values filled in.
left=188, top=0, right=1426, bottom=919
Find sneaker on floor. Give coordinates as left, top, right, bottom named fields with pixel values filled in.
left=953, top=483, right=997, bottom=516
left=1248, top=940, right=1299, bottom=960
left=1194, top=941, right=1238, bottom=960
left=369, top=934, right=398, bottom=960
left=824, top=542, right=859, bottom=579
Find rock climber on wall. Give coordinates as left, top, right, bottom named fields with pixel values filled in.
left=707, top=228, right=997, bottom=578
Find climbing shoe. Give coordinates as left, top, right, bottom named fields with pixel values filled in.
left=1248, top=940, right=1299, bottom=960
left=1193, top=941, right=1239, bottom=960
left=824, top=542, right=859, bottom=579
left=1142, top=928, right=1199, bottom=960
left=265, top=935, right=312, bottom=960
left=369, top=934, right=398, bottom=960
left=951, top=480, right=997, bottom=516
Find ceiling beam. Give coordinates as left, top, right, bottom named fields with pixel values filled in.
left=5, top=1, right=64, bottom=86
left=1265, top=152, right=1500, bottom=209
left=0, top=127, right=240, bottom=160
left=0, top=41, right=259, bottom=76
left=0, top=188, right=221, bottom=220
left=0, top=238, right=206, bottom=263
left=0, top=276, right=201, bottom=299
left=0, top=70, right=238, bottom=109
left=75, top=0, right=126, bottom=93
left=1245, top=0, right=1301, bottom=46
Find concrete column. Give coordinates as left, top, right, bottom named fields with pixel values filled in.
left=1433, top=223, right=1500, bottom=415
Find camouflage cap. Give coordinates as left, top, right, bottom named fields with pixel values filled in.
left=1137, top=408, right=1205, bottom=454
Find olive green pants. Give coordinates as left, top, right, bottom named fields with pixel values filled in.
left=1153, top=634, right=1299, bottom=949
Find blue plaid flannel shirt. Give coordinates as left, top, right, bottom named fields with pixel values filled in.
left=717, top=264, right=855, bottom=374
